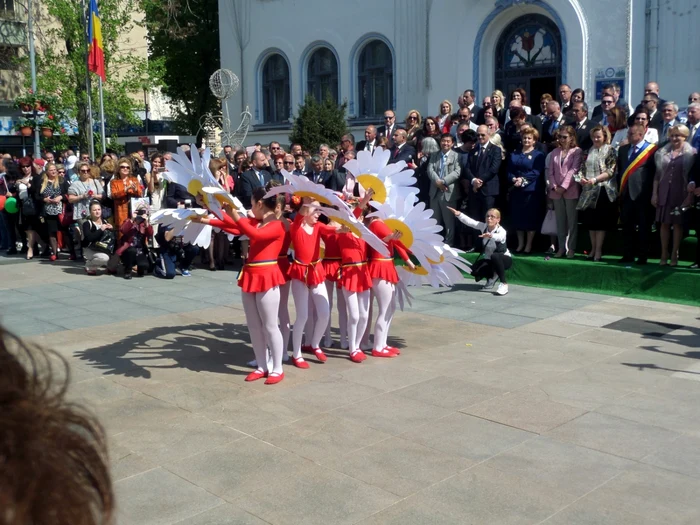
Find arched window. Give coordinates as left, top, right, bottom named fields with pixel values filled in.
left=262, top=54, right=290, bottom=123
left=307, top=47, right=338, bottom=103
left=357, top=40, right=393, bottom=118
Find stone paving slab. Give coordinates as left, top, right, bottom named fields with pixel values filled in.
left=3, top=259, right=700, bottom=524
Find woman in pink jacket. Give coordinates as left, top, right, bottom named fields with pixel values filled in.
left=546, top=126, right=583, bottom=258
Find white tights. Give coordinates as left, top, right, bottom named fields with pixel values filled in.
left=279, top=281, right=291, bottom=356
left=370, top=278, right=396, bottom=351
left=325, top=281, right=348, bottom=347
left=241, top=287, right=283, bottom=374
left=291, top=280, right=329, bottom=358
left=343, top=288, right=370, bottom=353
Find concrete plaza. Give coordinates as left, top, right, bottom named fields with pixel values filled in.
left=2, top=256, right=700, bottom=525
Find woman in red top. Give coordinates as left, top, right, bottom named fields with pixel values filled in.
left=364, top=211, right=415, bottom=357
left=321, top=228, right=348, bottom=349
left=222, top=185, right=288, bottom=384
left=288, top=201, right=338, bottom=368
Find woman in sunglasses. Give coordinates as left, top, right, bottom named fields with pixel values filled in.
left=67, top=161, right=105, bottom=259
left=107, top=158, right=143, bottom=236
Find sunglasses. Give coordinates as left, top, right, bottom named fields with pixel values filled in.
left=79, top=169, right=90, bottom=173
left=283, top=161, right=294, bottom=165
left=602, top=100, right=614, bottom=104
left=119, top=165, right=131, bottom=169
left=408, top=116, right=417, bottom=120
left=384, top=116, right=394, bottom=120
left=477, top=133, right=488, bottom=137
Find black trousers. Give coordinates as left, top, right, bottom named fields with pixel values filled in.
left=468, top=193, right=496, bottom=250
left=1, top=210, right=18, bottom=250
left=120, top=247, right=149, bottom=275
left=621, top=192, right=652, bottom=261
left=489, top=253, right=512, bottom=283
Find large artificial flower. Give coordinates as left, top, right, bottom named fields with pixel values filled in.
left=264, top=169, right=347, bottom=209
left=343, top=147, right=418, bottom=205
left=149, top=208, right=213, bottom=248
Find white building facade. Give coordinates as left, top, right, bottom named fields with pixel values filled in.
left=218, top=0, right=700, bottom=144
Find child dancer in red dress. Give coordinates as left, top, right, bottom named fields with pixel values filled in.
left=288, top=201, right=338, bottom=367
left=321, top=227, right=348, bottom=349
left=221, top=185, right=288, bottom=384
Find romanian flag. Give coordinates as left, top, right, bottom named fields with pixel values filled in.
left=87, top=0, right=105, bottom=81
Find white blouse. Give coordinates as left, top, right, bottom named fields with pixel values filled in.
left=455, top=213, right=511, bottom=259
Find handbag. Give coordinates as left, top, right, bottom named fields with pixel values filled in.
left=540, top=209, right=557, bottom=236
left=21, top=197, right=37, bottom=216
left=58, top=204, right=74, bottom=228
left=90, top=227, right=116, bottom=254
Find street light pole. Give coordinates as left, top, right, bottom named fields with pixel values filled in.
left=27, top=0, right=40, bottom=158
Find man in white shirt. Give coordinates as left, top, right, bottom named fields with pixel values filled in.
left=356, top=125, right=378, bottom=153
left=450, top=107, right=478, bottom=139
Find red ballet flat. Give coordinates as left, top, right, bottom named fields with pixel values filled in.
left=265, top=372, right=284, bottom=385
left=292, top=357, right=310, bottom=369
left=350, top=350, right=367, bottom=363
left=372, top=348, right=398, bottom=358
left=313, top=348, right=327, bottom=362
left=384, top=346, right=401, bottom=355
left=245, top=369, right=267, bottom=382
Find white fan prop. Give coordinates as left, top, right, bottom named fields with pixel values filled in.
left=263, top=169, right=348, bottom=210
left=319, top=205, right=390, bottom=257
left=343, top=147, right=418, bottom=205
left=149, top=208, right=213, bottom=249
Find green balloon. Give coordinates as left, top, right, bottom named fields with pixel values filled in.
left=5, top=197, right=18, bottom=214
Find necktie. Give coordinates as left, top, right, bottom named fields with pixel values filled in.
left=315, top=172, right=321, bottom=184
left=628, top=145, right=637, bottom=161
left=662, top=123, right=669, bottom=138
left=257, top=171, right=264, bottom=186
left=439, top=154, right=445, bottom=180
left=393, top=148, right=399, bottom=158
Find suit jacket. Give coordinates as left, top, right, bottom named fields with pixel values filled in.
left=469, top=104, right=482, bottom=124
left=464, top=143, right=502, bottom=197
left=592, top=98, right=630, bottom=119
left=165, top=182, right=196, bottom=209
left=427, top=149, right=461, bottom=202
left=388, top=143, right=416, bottom=165
left=658, top=119, right=681, bottom=143
left=356, top=139, right=378, bottom=153
left=689, top=122, right=700, bottom=151
left=271, top=171, right=285, bottom=184
left=239, top=169, right=272, bottom=207
left=616, top=142, right=656, bottom=202
left=304, top=170, right=343, bottom=192
left=574, top=118, right=594, bottom=151
left=542, top=113, right=566, bottom=149
left=648, top=110, right=664, bottom=134
left=377, top=124, right=396, bottom=147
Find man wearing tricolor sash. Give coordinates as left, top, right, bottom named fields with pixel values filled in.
left=616, top=125, right=657, bottom=264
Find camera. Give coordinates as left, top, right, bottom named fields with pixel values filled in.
left=136, top=209, right=147, bottom=216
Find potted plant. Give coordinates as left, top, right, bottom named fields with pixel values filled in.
left=39, top=114, right=61, bottom=137
left=14, top=91, right=36, bottom=113
left=13, top=117, right=35, bottom=136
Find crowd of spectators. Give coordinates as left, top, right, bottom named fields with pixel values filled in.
left=1, top=81, right=699, bottom=277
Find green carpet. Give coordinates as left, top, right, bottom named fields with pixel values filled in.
left=460, top=252, right=700, bottom=307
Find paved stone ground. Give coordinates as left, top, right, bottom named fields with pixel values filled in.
left=2, top=255, right=700, bottom=525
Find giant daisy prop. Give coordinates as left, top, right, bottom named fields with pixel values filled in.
left=319, top=205, right=390, bottom=257
left=396, top=244, right=471, bottom=288
left=367, top=196, right=443, bottom=271
left=343, top=147, right=418, bottom=205
left=150, top=208, right=213, bottom=249
left=263, top=169, right=348, bottom=209
left=163, top=146, right=230, bottom=219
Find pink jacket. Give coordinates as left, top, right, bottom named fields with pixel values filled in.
left=546, top=147, right=583, bottom=200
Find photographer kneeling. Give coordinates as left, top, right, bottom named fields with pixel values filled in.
left=153, top=225, right=199, bottom=279
left=116, top=207, right=153, bottom=279
left=447, top=206, right=512, bottom=296
left=81, top=200, right=115, bottom=275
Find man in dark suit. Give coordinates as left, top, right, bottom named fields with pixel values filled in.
left=463, top=125, right=503, bottom=249
left=305, top=155, right=343, bottom=192
left=559, top=84, right=573, bottom=116
left=542, top=100, right=566, bottom=150
left=165, top=183, right=196, bottom=209
left=239, top=151, right=272, bottom=207
left=658, top=102, right=682, bottom=143
left=616, top=125, right=657, bottom=264
left=571, top=102, right=594, bottom=151
left=640, top=93, right=663, bottom=134
left=356, top=125, right=378, bottom=154
left=388, top=129, right=416, bottom=165
left=377, top=110, right=397, bottom=147
left=461, top=89, right=481, bottom=125
left=592, top=83, right=630, bottom=120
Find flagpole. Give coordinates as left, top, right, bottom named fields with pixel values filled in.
left=98, top=77, right=106, bottom=154
left=27, top=0, right=40, bottom=159
left=84, top=0, right=95, bottom=160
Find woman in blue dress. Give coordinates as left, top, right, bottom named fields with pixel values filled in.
left=508, top=126, right=546, bottom=253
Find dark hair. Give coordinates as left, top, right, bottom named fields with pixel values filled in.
left=422, top=116, right=439, bottom=135
left=89, top=199, right=102, bottom=209
left=18, top=156, right=32, bottom=168
left=509, top=107, right=526, bottom=121
left=556, top=125, right=579, bottom=147
left=252, top=181, right=279, bottom=210
left=571, top=88, right=585, bottom=101
left=439, top=132, right=454, bottom=142
left=645, top=92, right=659, bottom=102
left=511, top=87, right=527, bottom=105
left=634, top=107, right=651, bottom=119
left=573, top=101, right=589, bottom=113
left=608, top=106, right=628, bottom=130
left=0, top=325, right=113, bottom=524
left=461, top=129, right=478, bottom=144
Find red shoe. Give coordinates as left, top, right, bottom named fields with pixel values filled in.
left=49, top=254, right=57, bottom=262
left=245, top=369, right=267, bottom=382
left=385, top=346, right=401, bottom=355
left=301, top=344, right=313, bottom=353
left=265, top=372, right=284, bottom=385
left=313, top=348, right=327, bottom=362
left=292, top=357, right=310, bottom=369
left=350, top=350, right=367, bottom=363
left=372, top=348, right=398, bottom=358
left=86, top=269, right=97, bottom=276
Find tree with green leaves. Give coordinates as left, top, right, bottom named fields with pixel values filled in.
left=139, top=0, right=220, bottom=146
left=17, top=0, right=155, bottom=152
left=289, top=93, right=348, bottom=153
